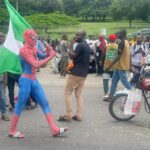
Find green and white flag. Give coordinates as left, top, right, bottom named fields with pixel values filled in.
left=0, top=0, right=32, bottom=74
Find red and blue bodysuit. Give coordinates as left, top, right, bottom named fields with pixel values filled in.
left=8, top=29, right=68, bottom=138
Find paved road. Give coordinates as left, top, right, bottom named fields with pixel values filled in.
left=0, top=67, right=150, bottom=150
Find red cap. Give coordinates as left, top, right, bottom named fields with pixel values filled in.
left=109, top=34, right=117, bottom=41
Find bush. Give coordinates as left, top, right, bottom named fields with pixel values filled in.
left=25, top=12, right=80, bottom=28
left=0, top=8, right=9, bottom=25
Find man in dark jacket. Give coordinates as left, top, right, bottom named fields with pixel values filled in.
left=58, top=30, right=91, bottom=121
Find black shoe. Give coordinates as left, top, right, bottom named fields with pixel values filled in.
left=72, top=115, right=82, bottom=121
left=9, top=107, right=15, bottom=112
left=6, top=104, right=9, bottom=107
left=103, top=97, right=112, bottom=102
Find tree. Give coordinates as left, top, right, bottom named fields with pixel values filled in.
left=0, top=8, right=9, bottom=25
left=3, top=0, right=42, bottom=15
left=109, top=0, right=137, bottom=27
left=136, top=0, right=150, bottom=21
left=25, top=13, right=79, bottom=33
left=94, top=0, right=112, bottom=21
left=78, top=0, right=112, bottom=21
left=1, top=0, right=150, bottom=25
left=39, top=0, right=63, bottom=13
left=62, top=0, right=80, bottom=16
left=3, top=0, right=62, bottom=15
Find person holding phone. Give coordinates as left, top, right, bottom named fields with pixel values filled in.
left=58, top=30, right=91, bottom=122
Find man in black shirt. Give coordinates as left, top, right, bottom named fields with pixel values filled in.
left=58, top=31, right=91, bottom=121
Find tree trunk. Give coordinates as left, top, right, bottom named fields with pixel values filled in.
left=92, top=15, right=95, bottom=21
left=129, top=19, right=132, bottom=28
left=81, top=16, right=84, bottom=21
left=85, top=16, right=88, bottom=21
left=45, top=27, right=48, bottom=34
left=102, top=15, right=106, bottom=21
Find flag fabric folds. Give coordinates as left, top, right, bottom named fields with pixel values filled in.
left=0, top=0, right=32, bottom=74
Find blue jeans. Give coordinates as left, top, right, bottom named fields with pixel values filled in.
left=109, top=70, right=131, bottom=97
left=0, top=82, right=6, bottom=114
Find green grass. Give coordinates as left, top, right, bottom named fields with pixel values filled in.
left=39, top=21, right=150, bottom=40
left=1, top=20, right=150, bottom=40
left=80, top=21, right=150, bottom=35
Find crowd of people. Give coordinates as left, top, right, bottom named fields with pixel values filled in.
left=45, top=31, right=150, bottom=102
left=0, top=28, right=150, bottom=139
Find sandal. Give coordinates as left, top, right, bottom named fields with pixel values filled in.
left=57, top=115, right=71, bottom=122
left=1, top=114, right=10, bottom=121
left=8, top=131, right=24, bottom=139
left=72, top=115, right=82, bottom=121
left=53, top=127, right=68, bottom=137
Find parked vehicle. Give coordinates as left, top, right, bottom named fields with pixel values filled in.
left=128, top=28, right=150, bottom=38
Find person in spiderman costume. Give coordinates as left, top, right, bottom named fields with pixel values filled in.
left=8, top=29, right=68, bottom=139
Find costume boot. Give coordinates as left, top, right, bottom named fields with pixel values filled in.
left=8, top=113, right=24, bottom=139
left=45, top=113, right=68, bottom=136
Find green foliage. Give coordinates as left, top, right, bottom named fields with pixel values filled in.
left=1, top=0, right=150, bottom=28
left=136, top=0, right=150, bottom=21
left=37, top=21, right=150, bottom=40
left=62, top=0, right=80, bottom=16
left=79, top=0, right=112, bottom=21
left=7, top=0, right=63, bottom=15
left=109, top=1, right=122, bottom=21
left=25, top=13, right=80, bottom=28
left=110, top=0, right=137, bottom=20
left=109, top=0, right=150, bottom=27
left=0, top=8, right=9, bottom=25
left=109, top=0, right=137, bottom=27
left=39, top=0, right=63, bottom=13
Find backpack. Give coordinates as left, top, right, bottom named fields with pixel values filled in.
left=133, top=44, right=146, bottom=56
left=133, top=44, right=145, bottom=51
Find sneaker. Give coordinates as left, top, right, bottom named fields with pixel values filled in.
left=103, top=94, right=109, bottom=99
left=1, top=114, right=10, bottom=121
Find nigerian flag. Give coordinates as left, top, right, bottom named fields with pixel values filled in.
left=0, top=0, right=32, bottom=74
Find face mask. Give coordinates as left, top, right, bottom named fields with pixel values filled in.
left=117, top=33, right=122, bottom=39
left=137, top=40, right=142, bottom=44
left=76, top=37, right=82, bottom=43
